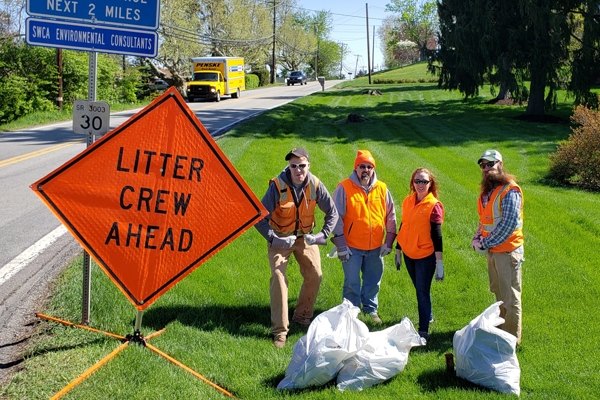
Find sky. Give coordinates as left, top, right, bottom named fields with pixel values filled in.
left=296, top=0, right=392, bottom=76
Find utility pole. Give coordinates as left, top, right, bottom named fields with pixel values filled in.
left=339, top=43, right=346, bottom=79
left=271, top=0, right=276, bottom=84
left=372, top=25, right=376, bottom=72
left=56, top=48, right=63, bottom=110
left=314, top=24, right=319, bottom=80
left=354, top=54, right=359, bottom=77
left=365, top=3, right=371, bottom=84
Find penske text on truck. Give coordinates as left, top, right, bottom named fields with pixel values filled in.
left=186, top=57, right=245, bottom=102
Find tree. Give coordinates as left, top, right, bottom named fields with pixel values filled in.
left=569, top=1, right=600, bottom=108
left=385, top=0, right=438, bottom=61
left=379, top=16, right=419, bottom=68
left=434, top=0, right=523, bottom=101
left=156, top=0, right=206, bottom=90
left=277, top=8, right=317, bottom=71
left=0, top=0, right=24, bottom=34
left=432, top=0, right=580, bottom=117
left=520, top=0, right=573, bottom=116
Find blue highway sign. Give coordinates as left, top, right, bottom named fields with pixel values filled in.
left=26, top=18, right=158, bottom=57
left=27, top=0, right=160, bottom=30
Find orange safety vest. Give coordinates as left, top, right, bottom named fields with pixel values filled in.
left=269, top=175, right=319, bottom=235
left=398, top=192, right=440, bottom=259
left=478, top=182, right=524, bottom=253
left=340, top=179, right=388, bottom=251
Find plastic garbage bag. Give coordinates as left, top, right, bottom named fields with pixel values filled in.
left=453, top=301, right=521, bottom=396
left=277, top=299, right=369, bottom=390
left=336, top=317, right=425, bottom=391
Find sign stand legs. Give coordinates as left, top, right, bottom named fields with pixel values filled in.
left=35, top=312, right=236, bottom=399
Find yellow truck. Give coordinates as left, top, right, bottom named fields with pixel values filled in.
left=186, top=57, right=245, bottom=102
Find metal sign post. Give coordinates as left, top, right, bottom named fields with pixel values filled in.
left=81, top=51, right=98, bottom=325
left=26, top=0, right=160, bottom=325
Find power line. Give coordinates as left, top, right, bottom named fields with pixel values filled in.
left=290, top=5, right=387, bottom=21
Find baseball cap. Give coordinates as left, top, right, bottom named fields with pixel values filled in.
left=478, top=149, right=503, bottom=164
left=285, top=147, right=309, bottom=161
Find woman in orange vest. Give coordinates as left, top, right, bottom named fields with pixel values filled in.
left=396, top=168, right=444, bottom=341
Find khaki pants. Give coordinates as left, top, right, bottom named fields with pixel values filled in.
left=268, top=237, right=322, bottom=339
left=487, top=248, right=524, bottom=344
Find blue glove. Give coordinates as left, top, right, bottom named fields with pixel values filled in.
left=331, top=235, right=352, bottom=262
left=337, top=247, right=352, bottom=262
left=380, top=245, right=392, bottom=257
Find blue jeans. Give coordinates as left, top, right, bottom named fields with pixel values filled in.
left=342, top=247, right=384, bottom=314
left=405, top=252, right=436, bottom=333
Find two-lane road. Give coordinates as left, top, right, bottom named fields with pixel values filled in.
left=0, top=80, right=339, bottom=383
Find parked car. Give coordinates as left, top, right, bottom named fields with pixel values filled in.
left=149, top=78, right=169, bottom=91
left=287, top=71, right=307, bottom=86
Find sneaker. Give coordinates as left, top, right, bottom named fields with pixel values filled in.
left=369, top=312, right=382, bottom=325
left=273, top=335, right=286, bottom=348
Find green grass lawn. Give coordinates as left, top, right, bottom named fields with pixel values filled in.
left=2, top=65, right=600, bottom=399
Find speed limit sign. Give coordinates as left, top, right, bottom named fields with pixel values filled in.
left=73, top=100, right=110, bottom=137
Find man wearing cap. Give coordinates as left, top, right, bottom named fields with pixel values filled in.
left=331, top=150, right=397, bottom=324
left=255, top=147, right=338, bottom=348
left=472, top=149, right=525, bottom=344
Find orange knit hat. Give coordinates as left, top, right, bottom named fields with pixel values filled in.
left=354, top=150, right=376, bottom=169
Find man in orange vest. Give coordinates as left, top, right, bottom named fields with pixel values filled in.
left=472, top=149, right=524, bottom=344
left=331, top=150, right=397, bottom=324
left=255, top=147, right=338, bottom=348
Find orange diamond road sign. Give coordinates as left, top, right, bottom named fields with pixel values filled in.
left=31, top=88, right=268, bottom=310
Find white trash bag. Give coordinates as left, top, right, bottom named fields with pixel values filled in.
left=277, top=299, right=369, bottom=390
left=336, top=317, right=425, bottom=391
left=453, top=301, right=521, bottom=396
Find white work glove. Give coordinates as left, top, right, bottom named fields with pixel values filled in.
left=270, top=233, right=296, bottom=249
left=381, top=232, right=396, bottom=257
left=471, top=237, right=488, bottom=255
left=331, top=235, right=352, bottom=262
left=337, top=246, right=352, bottom=262
left=327, top=247, right=338, bottom=258
left=435, top=260, right=444, bottom=281
left=380, top=245, right=392, bottom=257
left=395, top=249, right=403, bottom=271
left=304, top=232, right=326, bottom=246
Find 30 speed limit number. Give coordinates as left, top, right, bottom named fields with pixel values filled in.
left=73, top=100, right=110, bottom=137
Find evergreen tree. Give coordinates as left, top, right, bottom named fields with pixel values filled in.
left=433, top=0, right=578, bottom=117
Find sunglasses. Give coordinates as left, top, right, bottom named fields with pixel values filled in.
left=289, top=163, right=308, bottom=170
left=479, top=160, right=498, bottom=169
left=414, top=179, right=430, bottom=185
left=358, top=164, right=374, bottom=170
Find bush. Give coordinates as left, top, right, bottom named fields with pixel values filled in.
left=245, top=74, right=260, bottom=89
left=548, top=105, right=600, bottom=191
left=252, top=68, right=270, bottom=86
left=0, top=75, right=33, bottom=123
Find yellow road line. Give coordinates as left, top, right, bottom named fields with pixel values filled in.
left=0, top=142, right=78, bottom=169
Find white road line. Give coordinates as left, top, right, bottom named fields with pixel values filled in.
left=0, top=225, right=67, bottom=286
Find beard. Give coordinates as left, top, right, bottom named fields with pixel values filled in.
left=481, top=171, right=510, bottom=194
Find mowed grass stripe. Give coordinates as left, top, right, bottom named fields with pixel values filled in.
left=3, top=64, right=600, bottom=399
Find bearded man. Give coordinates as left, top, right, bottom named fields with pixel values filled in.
left=472, top=149, right=525, bottom=345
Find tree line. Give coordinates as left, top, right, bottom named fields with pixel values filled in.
left=2, top=0, right=599, bottom=124
left=0, top=0, right=346, bottom=124
left=380, top=0, right=600, bottom=117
